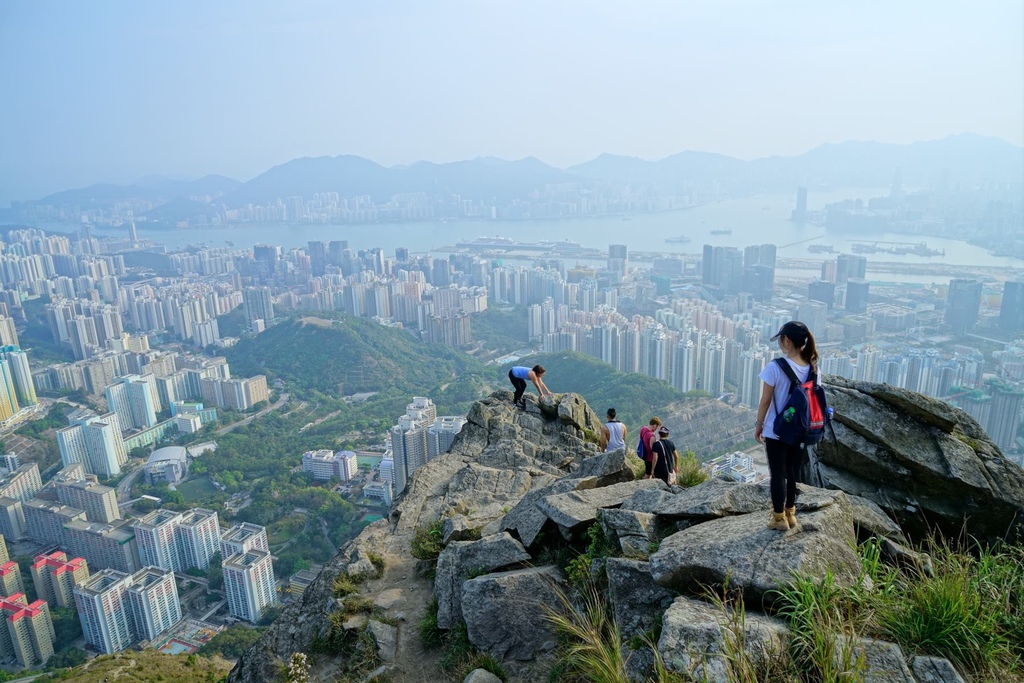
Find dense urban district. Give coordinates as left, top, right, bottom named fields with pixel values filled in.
left=0, top=174, right=1020, bottom=680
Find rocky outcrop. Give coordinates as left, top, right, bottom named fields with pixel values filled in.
left=461, top=566, right=564, bottom=661
left=229, top=387, right=1024, bottom=683
left=815, top=376, right=1024, bottom=540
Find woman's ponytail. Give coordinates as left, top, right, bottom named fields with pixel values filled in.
left=800, top=331, right=819, bottom=372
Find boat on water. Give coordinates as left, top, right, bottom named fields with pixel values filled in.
left=808, top=244, right=836, bottom=253
left=710, top=229, right=732, bottom=235
left=665, top=235, right=692, bottom=243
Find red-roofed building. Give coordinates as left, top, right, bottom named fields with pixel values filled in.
left=0, top=561, right=23, bottom=598
left=0, top=593, right=54, bottom=666
left=30, top=551, right=90, bottom=609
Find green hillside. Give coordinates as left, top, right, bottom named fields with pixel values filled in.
left=498, top=351, right=705, bottom=427
left=37, top=650, right=232, bottom=683
left=224, top=316, right=483, bottom=396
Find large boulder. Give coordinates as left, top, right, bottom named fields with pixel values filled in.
left=653, top=479, right=844, bottom=520
left=434, top=532, right=532, bottom=629
left=462, top=566, right=564, bottom=661
left=649, top=492, right=860, bottom=606
left=605, top=558, right=677, bottom=638
left=657, top=596, right=789, bottom=683
left=500, top=477, right=597, bottom=547
left=599, top=508, right=659, bottom=558
left=910, top=656, right=966, bottom=683
left=815, top=377, right=1024, bottom=540
left=834, top=636, right=914, bottom=683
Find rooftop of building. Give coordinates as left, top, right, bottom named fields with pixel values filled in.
left=146, top=446, right=188, bottom=467
left=223, top=549, right=270, bottom=569
left=179, top=508, right=217, bottom=526
left=76, top=569, right=130, bottom=595
left=137, top=508, right=182, bottom=528
left=129, top=567, right=172, bottom=589
left=221, top=523, right=264, bottom=543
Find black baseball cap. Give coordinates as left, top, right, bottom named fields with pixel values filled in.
left=658, top=426, right=670, bottom=436
left=770, top=320, right=810, bottom=342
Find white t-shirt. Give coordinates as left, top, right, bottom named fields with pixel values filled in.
left=759, top=357, right=817, bottom=441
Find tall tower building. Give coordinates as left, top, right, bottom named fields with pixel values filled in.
left=0, top=594, right=54, bottom=666
left=0, top=561, right=24, bottom=597
left=0, top=347, right=35, bottom=407
left=986, top=381, right=1023, bottom=453
left=999, top=279, right=1024, bottom=335
left=223, top=550, right=276, bottom=623
left=133, top=510, right=183, bottom=572
left=428, top=417, right=467, bottom=459
left=835, top=254, right=867, bottom=285
left=31, top=552, right=90, bottom=608
left=307, top=240, right=328, bottom=277
left=845, top=278, right=870, bottom=314
left=945, top=279, right=983, bottom=335
left=74, top=569, right=134, bottom=655
left=125, top=567, right=181, bottom=641
left=56, top=412, right=127, bottom=478
left=0, top=358, right=20, bottom=422
left=607, top=244, right=628, bottom=281
left=104, top=375, right=158, bottom=431
left=242, top=287, right=275, bottom=326
left=219, top=523, right=268, bottom=559
left=175, top=509, right=220, bottom=571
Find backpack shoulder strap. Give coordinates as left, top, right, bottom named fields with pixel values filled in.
left=774, top=357, right=800, bottom=387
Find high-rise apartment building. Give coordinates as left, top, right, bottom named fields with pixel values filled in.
left=62, top=518, right=140, bottom=574
left=0, top=347, right=35, bottom=407
left=0, top=358, right=19, bottom=422
left=31, top=552, right=90, bottom=608
left=219, top=523, right=268, bottom=559
left=74, top=569, right=134, bottom=654
left=0, top=463, right=42, bottom=504
left=175, top=508, right=220, bottom=571
left=0, top=499, right=25, bottom=542
left=223, top=550, right=276, bottom=623
left=105, top=375, right=159, bottom=430
left=54, top=477, right=119, bottom=524
left=56, top=411, right=127, bottom=478
left=845, top=278, right=870, bottom=314
left=125, top=567, right=181, bottom=641
left=945, top=279, right=983, bottom=335
left=0, top=534, right=7, bottom=564
left=428, top=417, right=467, bottom=459
left=242, top=287, right=275, bottom=326
left=836, top=254, right=867, bottom=284
left=134, top=510, right=183, bottom=572
left=0, top=593, right=54, bottom=666
left=999, top=279, right=1024, bottom=335
left=0, top=562, right=24, bottom=597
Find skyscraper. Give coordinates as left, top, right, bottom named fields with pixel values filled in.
left=31, top=552, right=90, bottom=609
left=607, top=244, right=628, bottom=281
left=105, top=375, right=158, bottom=431
left=0, top=347, right=35, bottom=407
left=175, top=508, right=221, bottom=571
left=125, top=567, right=181, bottom=641
left=808, top=280, right=836, bottom=310
left=242, top=287, right=275, bottom=326
left=836, top=254, right=867, bottom=285
left=133, top=510, right=183, bottom=572
left=0, top=358, right=19, bottom=422
left=223, top=550, right=276, bottom=623
left=945, top=279, right=983, bottom=335
left=999, top=279, right=1024, bottom=335
left=74, top=570, right=134, bottom=654
left=846, top=278, right=871, bottom=314
left=219, top=523, right=268, bottom=559
left=791, top=186, right=808, bottom=222
left=56, top=412, right=127, bottom=478
left=307, top=240, right=328, bottom=277
left=0, top=593, right=54, bottom=666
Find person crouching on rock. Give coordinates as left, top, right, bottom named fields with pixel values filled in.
left=508, top=364, right=552, bottom=410
left=755, top=320, right=819, bottom=532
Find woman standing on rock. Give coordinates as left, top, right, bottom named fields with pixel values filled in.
left=755, top=321, right=819, bottom=531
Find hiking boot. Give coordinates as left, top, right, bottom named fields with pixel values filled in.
left=515, top=399, right=526, bottom=410
left=784, top=506, right=799, bottom=529
left=768, top=511, right=790, bottom=531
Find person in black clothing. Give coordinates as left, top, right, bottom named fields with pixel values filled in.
left=650, top=425, right=677, bottom=485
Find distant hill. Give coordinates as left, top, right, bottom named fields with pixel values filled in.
left=134, top=173, right=241, bottom=197
left=220, top=154, right=576, bottom=205
left=222, top=316, right=483, bottom=396
left=503, top=351, right=698, bottom=427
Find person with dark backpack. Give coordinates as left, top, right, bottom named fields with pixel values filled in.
left=754, top=321, right=829, bottom=532
left=638, top=417, right=661, bottom=478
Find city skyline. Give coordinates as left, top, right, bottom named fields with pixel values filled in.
left=1, top=2, right=1022, bottom=203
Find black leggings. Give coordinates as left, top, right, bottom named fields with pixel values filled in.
left=765, top=438, right=802, bottom=513
left=509, top=370, right=527, bottom=403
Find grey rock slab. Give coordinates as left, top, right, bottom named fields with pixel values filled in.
left=462, top=670, right=503, bottom=683
left=373, top=588, right=405, bottom=611
left=605, top=558, right=676, bottom=637
left=653, top=479, right=844, bottom=519
left=650, top=495, right=859, bottom=607
left=847, top=494, right=904, bottom=540
left=435, top=532, right=532, bottom=629
left=462, top=566, right=564, bottom=661
left=599, top=508, right=658, bottom=558
left=834, top=636, right=914, bottom=683
left=621, top=487, right=680, bottom=514
left=367, top=619, right=397, bottom=662
left=538, top=479, right=669, bottom=529
left=500, top=477, right=597, bottom=547
left=910, top=656, right=966, bottom=683
left=658, top=596, right=789, bottom=683
left=574, top=447, right=646, bottom=484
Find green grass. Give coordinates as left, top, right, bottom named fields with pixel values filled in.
left=175, top=476, right=219, bottom=502
left=410, top=518, right=446, bottom=561
left=266, top=515, right=305, bottom=545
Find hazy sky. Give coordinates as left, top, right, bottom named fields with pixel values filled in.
left=1, top=1, right=1022, bottom=203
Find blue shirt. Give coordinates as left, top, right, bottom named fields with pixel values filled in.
left=511, top=366, right=531, bottom=379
